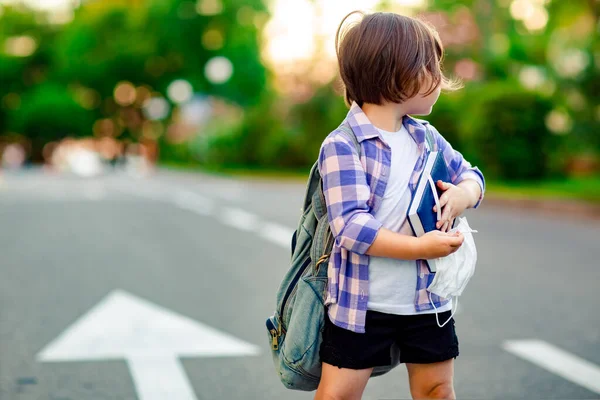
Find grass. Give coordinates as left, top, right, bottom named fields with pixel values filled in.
left=485, top=177, right=600, bottom=204
left=161, top=161, right=310, bottom=182
left=161, top=160, right=600, bottom=204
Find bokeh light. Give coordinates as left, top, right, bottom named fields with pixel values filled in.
left=167, top=80, right=194, bottom=104
left=4, top=36, right=37, bottom=57
left=205, top=56, right=233, bottom=84
left=93, top=119, right=116, bottom=138
left=135, top=86, right=152, bottom=108
left=545, top=109, right=572, bottom=135
left=114, top=82, right=137, bottom=107
left=72, top=86, right=101, bottom=110
left=142, top=97, right=170, bottom=121
left=523, top=6, right=548, bottom=31
left=454, top=59, right=480, bottom=81
left=489, top=33, right=510, bottom=56
left=202, top=28, right=224, bottom=50
left=519, top=66, right=546, bottom=90
left=196, top=0, right=222, bottom=16
left=180, top=97, right=212, bottom=126
left=236, top=6, right=254, bottom=26
left=553, top=49, right=590, bottom=79
left=510, top=0, right=549, bottom=32
left=510, top=0, right=535, bottom=20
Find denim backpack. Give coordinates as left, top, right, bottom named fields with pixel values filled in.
left=265, top=122, right=434, bottom=391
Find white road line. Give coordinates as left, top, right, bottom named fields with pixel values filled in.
left=220, top=207, right=259, bottom=231
left=172, top=190, right=214, bottom=216
left=116, top=183, right=295, bottom=249
left=259, top=222, right=295, bottom=249
left=503, top=339, right=600, bottom=394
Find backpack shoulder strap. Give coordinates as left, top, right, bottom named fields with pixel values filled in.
left=310, top=123, right=362, bottom=267
left=410, top=116, right=436, bottom=151
left=313, top=123, right=362, bottom=219
left=424, top=124, right=435, bottom=151
left=302, top=162, right=321, bottom=213
left=304, top=124, right=360, bottom=215
left=337, top=123, right=361, bottom=157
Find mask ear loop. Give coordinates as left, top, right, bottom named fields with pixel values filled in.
left=426, top=172, right=457, bottom=327
left=429, top=291, right=458, bottom=328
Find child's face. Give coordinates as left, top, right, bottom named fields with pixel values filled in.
left=402, top=82, right=441, bottom=116
left=403, top=71, right=442, bottom=115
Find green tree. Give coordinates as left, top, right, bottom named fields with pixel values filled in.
left=0, top=6, right=57, bottom=141
left=10, top=83, right=95, bottom=161
left=54, top=0, right=268, bottom=106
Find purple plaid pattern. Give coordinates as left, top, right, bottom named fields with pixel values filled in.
left=318, top=102, right=485, bottom=333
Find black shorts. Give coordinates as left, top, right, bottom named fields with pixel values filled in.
left=319, top=308, right=459, bottom=370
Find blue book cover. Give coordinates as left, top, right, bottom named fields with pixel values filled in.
left=407, top=151, right=452, bottom=272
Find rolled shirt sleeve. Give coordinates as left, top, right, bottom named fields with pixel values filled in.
left=431, top=125, right=486, bottom=208
left=318, top=133, right=382, bottom=255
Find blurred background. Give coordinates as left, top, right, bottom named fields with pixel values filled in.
left=0, top=0, right=598, bottom=191
left=0, top=0, right=599, bottom=399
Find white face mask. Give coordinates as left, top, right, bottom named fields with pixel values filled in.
left=427, top=217, right=478, bottom=328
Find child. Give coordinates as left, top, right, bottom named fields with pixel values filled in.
left=315, top=11, right=485, bottom=400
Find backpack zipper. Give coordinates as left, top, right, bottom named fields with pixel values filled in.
left=277, top=257, right=311, bottom=337
left=266, top=318, right=280, bottom=351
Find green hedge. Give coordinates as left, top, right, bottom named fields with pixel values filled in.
left=429, top=83, right=560, bottom=181
left=180, top=81, right=573, bottom=182
left=9, top=83, right=95, bottom=161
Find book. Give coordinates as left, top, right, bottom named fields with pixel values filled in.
left=407, top=150, right=452, bottom=272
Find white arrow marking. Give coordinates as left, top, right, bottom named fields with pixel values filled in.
left=37, top=290, right=260, bottom=400
left=503, top=339, right=600, bottom=394
left=127, top=356, right=198, bottom=400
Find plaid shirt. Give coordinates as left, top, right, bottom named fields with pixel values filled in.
left=318, top=102, right=485, bottom=333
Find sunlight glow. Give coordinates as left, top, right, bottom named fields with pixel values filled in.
left=509, top=0, right=549, bottom=32
left=263, top=0, right=425, bottom=65
left=4, top=0, right=76, bottom=11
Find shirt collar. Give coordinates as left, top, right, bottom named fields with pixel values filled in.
left=345, top=101, right=427, bottom=148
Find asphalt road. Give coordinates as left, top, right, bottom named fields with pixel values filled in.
left=1, top=168, right=599, bottom=400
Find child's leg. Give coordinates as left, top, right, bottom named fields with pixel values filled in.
left=406, top=359, right=455, bottom=399
left=314, top=363, right=373, bottom=400
left=317, top=309, right=397, bottom=400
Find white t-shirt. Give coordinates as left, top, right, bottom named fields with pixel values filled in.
left=367, top=125, right=452, bottom=315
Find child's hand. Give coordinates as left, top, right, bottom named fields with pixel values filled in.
left=418, top=230, right=464, bottom=259
left=433, top=180, right=471, bottom=232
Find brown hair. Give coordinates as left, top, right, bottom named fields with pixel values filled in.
left=335, top=11, right=460, bottom=107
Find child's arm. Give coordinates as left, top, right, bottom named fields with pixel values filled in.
left=318, top=133, right=382, bottom=256
left=429, top=124, right=486, bottom=231
left=319, top=131, right=464, bottom=260
left=433, top=179, right=482, bottom=231
left=367, top=228, right=464, bottom=259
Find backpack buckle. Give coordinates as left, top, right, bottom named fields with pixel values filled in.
left=315, top=254, right=330, bottom=270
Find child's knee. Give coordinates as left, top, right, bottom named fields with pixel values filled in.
left=411, top=381, right=455, bottom=399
